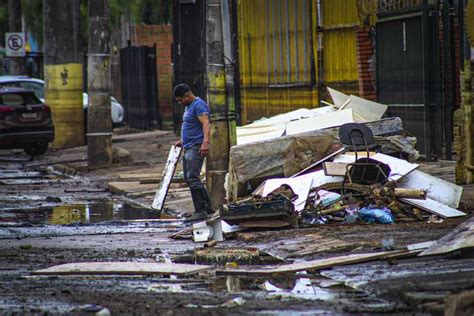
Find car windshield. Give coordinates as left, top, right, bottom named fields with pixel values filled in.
left=0, top=92, right=41, bottom=106
left=0, top=81, right=44, bottom=99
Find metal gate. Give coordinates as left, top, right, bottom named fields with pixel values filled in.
left=120, top=45, right=161, bottom=130
left=376, top=15, right=430, bottom=154
left=376, top=1, right=460, bottom=160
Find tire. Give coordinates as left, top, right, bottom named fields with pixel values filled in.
left=24, top=142, right=48, bottom=157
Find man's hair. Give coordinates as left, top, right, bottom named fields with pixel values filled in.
left=173, top=83, right=191, bottom=97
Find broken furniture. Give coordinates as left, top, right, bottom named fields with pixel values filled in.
left=338, top=123, right=390, bottom=187
left=221, top=194, right=298, bottom=229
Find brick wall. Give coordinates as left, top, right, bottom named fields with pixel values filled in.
left=132, top=24, right=173, bottom=128
left=355, top=26, right=377, bottom=101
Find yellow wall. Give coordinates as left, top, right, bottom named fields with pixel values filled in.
left=237, top=0, right=318, bottom=124
left=237, top=0, right=364, bottom=123
left=320, top=0, right=360, bottom=96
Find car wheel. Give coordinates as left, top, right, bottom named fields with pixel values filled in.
left=24, top=143, right=49, bottom=157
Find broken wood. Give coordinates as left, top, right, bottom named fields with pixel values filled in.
left=420, top=216, right=474, bottom=256
left=393, top=188, right=426, bottom=199
left=152, top=145, right=182, bottom=211
left=108, top=181, right=158, bottom=195
left=238, top=220, right=291, bottom=229
left=397, top=169, right=463, bottom=208
left=32, top=262, right=211, bottom=276
left=323, top=162, right=351, bottom=176
left=401, top=198, right=466, bottom=219
left=217, top=250, right=404, bottom=276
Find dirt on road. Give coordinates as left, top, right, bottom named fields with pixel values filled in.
left=1, top=128, right=473, bottom=315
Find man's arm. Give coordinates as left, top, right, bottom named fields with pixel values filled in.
left=198, top=113, right=210, bottom=157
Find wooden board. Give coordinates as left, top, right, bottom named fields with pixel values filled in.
left=285, top=109, right=355, bottom=135
left=108, top=182, right=158, bottom=195
left=323, top=162, right=351, bottom=176
left=397, top=170, right=462, bottom=208
left=346, top=95, right=388, bottom=122
left=420, top=216, right=474, bottom=256
left=333, top=153, right=418, bottom=181
left=327, top=87, right=350, bottom=108
left=401, top=197, right=466, bottom=218
left=152, top=145, right=182, bottom=210
left=118, top=173, right=163, bottom=181
left=218, top=251, right=400, bottom=275
left=32, top=262, right=211, bottom=276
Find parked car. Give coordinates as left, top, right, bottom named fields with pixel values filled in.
left=0, top=87, right=54, bottom=156
left=0, top=76, right=124, bottom=127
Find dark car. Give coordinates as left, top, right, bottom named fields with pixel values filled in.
left=0, top=87, right=54, bottom=156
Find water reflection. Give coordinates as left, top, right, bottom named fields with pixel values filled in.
left=2, top=202, right=169, bottom=225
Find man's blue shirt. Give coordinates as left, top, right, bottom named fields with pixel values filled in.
left=181, top=97, right=209, bottom=149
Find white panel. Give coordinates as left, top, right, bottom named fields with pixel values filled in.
left=285, top=109, right=354, bottom=135
left=401, top=198, right=466, bottom=218
left=397, top=170, right=463, bottom=208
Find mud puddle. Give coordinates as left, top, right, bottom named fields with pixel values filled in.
left=0, top=202, right=174, bottom=226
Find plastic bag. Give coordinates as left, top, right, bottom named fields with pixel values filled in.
left=358, top=206, right=394, bottom=224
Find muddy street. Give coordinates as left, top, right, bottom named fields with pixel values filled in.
left=1, top=130, right=474, bottom=315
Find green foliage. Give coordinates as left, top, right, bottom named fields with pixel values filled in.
left=9, top=0, right=172, bottom=50
left=0, top=0, right=8, bottom=46
left=21, top=0, right=43, bottom=47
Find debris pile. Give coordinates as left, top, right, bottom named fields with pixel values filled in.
left=180, top=88, right=466, bottom=242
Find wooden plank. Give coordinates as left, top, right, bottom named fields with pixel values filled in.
left=108, top=182, right=158, bottom=195
left=346, top=95, right=388, bottom=122
left=401, top=197, right=466, bottom=218
left=218, top=251, right=400, bottom=275
left=397, top=169, right=462, bottom=208
left=0, top=171, right=43, bottom=179
left=333, top=153, right=418, bottom=181
left=118, top=173, right=163, bottom=181
left=285, top=109, right=355, bottom=135
left=239, top=220, right=291, bottom=228
left=420, top=216, right=474, bottom=256
left=152, top=145, right=182, bottom=211
left=323, top=162, right=351, bottom=176
left=32, top=262, right=211, bottom=276
left=327, top=87, right=350, bottom=108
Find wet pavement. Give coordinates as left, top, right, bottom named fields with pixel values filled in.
left=0, top=131, right=473, bottom=315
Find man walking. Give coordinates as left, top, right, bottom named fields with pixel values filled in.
left=173, top=83, right=214, bottom=223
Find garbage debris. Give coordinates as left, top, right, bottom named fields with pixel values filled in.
left=172, top=88, right=466, bottom=245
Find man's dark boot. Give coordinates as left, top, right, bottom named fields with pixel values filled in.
left=186, top=188, right=209, bottom=223
left=200, top=188, right=214, bottom=215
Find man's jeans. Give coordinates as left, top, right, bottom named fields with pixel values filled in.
left=183, top=145, right=213, bottom=214
left=183, top=145, right=205, bottom=190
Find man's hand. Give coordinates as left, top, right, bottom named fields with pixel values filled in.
left=200, top=141, right=209, bottom=158
left=174, top=139, right=182, bottom=147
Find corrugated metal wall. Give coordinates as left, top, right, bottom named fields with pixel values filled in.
left=319, top=0, right=360, bottom=97
left=236, top=0, right=361, bottom=124
left=237, top=0, right=318, bottom=124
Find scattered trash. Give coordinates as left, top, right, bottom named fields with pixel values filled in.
left=358, top=206, right=395, bottom=224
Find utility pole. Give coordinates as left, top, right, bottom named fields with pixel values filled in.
left=87, top=0, right=112, bottom=168
left=8, top=0, right=25, bottom=75
left=205, top=0, right=236, bottom=209
left=44, top=0, right=84, bottom=148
